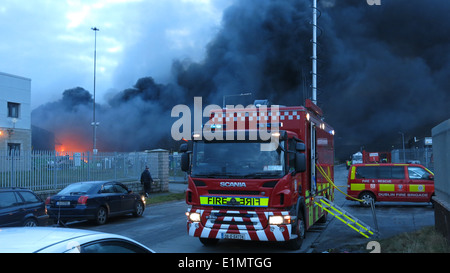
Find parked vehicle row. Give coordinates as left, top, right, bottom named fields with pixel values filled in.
left=0, top=181, right=153, bottom=253
left=1, top=181, right=145, bottom=227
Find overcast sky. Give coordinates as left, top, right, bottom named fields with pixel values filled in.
left=0, top=0, right=233, bottom=109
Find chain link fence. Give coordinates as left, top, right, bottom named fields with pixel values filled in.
left=391, top=148, right=434, bottom=171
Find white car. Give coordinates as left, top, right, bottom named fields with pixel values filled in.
left=0, top=227, right=154, bottom=253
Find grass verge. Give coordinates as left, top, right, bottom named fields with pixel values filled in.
left=335, top=226, right=450, bottom=253
left=146, top=192, right=185, bottom=205
left=376, top=226, right=450, bottom=253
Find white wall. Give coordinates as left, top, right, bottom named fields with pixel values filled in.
left=432, top=118, right=450, bottom=204
left=0, top=72, right=31, bottom=130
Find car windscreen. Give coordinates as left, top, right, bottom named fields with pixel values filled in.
left=58, top=183, right=99, bottom=195
left=191, top=140, right=285, bottom=178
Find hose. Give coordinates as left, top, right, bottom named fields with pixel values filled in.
left=315, top=163, right=364, bottom=202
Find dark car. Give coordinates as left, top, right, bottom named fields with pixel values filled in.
left=0, top=187, right=49, bottom=227
left=46, top=181, right=145, bottom=225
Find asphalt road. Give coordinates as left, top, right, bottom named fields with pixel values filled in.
left=66, top=164, right=435, bottom=253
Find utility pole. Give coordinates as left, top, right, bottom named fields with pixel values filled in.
left=91, top=27, right=100, bottom=154
left=311, top=0, right=318, bottom=105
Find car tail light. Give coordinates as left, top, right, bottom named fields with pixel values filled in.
left=78, top=196, right=89, bottom=205
left=45, top=197, right=51, bottom=205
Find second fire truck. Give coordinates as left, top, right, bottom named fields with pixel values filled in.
left=179, top=99, right=334, bottom=249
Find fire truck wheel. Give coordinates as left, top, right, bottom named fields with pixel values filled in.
left=199, top=238, right=219, bottom=246
left=359, top=192, right=375, bottom=207
left=286, top=212, right=305, bottom=250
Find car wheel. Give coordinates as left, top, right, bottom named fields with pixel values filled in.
left=359, top=192, right=375, bottom=207
left=95, top=207, right=108, bottom=225
left=23, top=218, right=38, bottom=227
left=133, top=201, right=145, bottom=217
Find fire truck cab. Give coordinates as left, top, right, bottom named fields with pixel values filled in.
left=180, top=99, right=334, bottom=250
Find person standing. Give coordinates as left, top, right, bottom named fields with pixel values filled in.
left=140, top=166, right=153, bottom=197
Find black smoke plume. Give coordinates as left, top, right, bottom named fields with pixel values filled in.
left=32, top=0, right=450, bottom=159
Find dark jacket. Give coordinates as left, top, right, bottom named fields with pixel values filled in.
left=140, top=169, right=153, bottom=184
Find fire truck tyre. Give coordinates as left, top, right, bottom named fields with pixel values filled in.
left=199, top=238, right=219, bottom=246
left=358, top=192, right=375, bottom=207
left=94, top=206, right=108, bottom=225
left=286, top=212, right=305, bottom=250
left=132, top=201, right=145, bottom=217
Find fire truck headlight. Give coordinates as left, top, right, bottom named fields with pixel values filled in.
left=269, top=215, right=291, bottom=225
left=188, top=212, right=201, bottom=222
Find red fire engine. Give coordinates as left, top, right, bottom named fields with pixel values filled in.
left=362, top=150, right=391, bottom=163
left=179, top=99, right=334, bottom=249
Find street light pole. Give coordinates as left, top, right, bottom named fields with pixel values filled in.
left=311, top=0, right=318, bottom=105
left=91, top=27, right=99, bottom=154
left=399, top=132, right=406, bottom=163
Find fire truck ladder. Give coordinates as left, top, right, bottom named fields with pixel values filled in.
left=314, top=196, right=379, bottom=239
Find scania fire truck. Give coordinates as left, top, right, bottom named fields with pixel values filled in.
left=179, top=99, right=334, bottom=249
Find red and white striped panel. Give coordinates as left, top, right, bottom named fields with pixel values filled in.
left=187, top=208, right=292, bottom=242
left=210, top=111, right=301, bottom=124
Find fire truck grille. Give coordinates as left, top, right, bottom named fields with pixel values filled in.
left=205, top=211, right=265, bottom=230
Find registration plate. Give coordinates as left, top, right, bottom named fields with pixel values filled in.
left=56, top=201, right=71, bottom=206
left=222, top=233, right=245, bottom=240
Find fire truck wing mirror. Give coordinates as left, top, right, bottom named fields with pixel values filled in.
left=296, top=142, right=306, bottom=152
left=180, top=143, right=188, bottom=153
left=295, top=152, right=306, bottom=173
left=181, top=153, right=190, bottom=172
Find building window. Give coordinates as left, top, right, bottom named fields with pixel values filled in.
left=8, top=102, right=20, bottom=118
left=8, top=143, right=20, bottom=156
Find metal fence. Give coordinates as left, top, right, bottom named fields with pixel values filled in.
left=0, top=150, right=164, bottom=192
left=391, top=148, right=434, bottom=171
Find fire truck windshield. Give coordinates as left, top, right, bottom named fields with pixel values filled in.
left=191, top=141, right=285, bottom=178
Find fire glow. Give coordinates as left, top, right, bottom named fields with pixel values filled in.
left=55, top=133, right=91, bottom=153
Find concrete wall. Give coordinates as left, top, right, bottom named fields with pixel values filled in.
left=431, top=118, right=450, bottom=244
left=137, top=149, right=169, bottom=192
